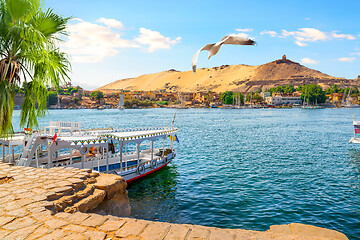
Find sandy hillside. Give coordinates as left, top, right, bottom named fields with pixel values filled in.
left=97, top=57, right=356, bottom=93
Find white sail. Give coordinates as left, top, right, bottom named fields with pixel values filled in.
left=118, top=91, right=125, bottom=109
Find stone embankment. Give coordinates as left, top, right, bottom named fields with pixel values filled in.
left=0, top=163, right=348, bottom=240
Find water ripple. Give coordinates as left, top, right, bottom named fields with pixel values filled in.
left=9, top=108, right=360, bottom=239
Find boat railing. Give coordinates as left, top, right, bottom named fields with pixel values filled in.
left=44, top=121, right=81, bottom=135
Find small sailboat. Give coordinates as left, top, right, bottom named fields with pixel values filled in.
left=118, top=90, right=125, bottom=110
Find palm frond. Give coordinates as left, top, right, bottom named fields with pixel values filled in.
left=0, top=0, right=71, bottom=137
left=0, top=81, right=15, bottom=137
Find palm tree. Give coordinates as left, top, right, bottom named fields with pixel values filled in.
left=0, top=0, right=71, bottom=137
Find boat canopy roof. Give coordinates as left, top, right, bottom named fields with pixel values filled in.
left=0, top=134, right=25, bottom=146
left=0, top=127, right=178, bottom=146
left=104, top=127, right=178, bottom=141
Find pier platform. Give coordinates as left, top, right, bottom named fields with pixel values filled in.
left=0, top=163, right=348, bottom=240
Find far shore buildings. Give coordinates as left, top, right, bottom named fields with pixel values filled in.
left=265, top=92, right=302, bottom=106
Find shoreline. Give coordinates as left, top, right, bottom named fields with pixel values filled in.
left=0, top=163, right=349, bottom=240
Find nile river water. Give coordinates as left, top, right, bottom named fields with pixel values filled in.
left=9, top=108, right=360, bottom=239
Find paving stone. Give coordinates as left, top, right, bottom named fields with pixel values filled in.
left=28, top=206, right=47, bottom=214
left=55, top=212, right=72, bottom=219
left=3, top=200, right=20, bottom=211
left=81, top=214, right=108, bottom=227
left=0, top=229, right=11, bottom=239
left=31, top=194, right=48, bottom=202
left=32, top=211, right=55, bottom=222
left=67, top=212, right=90, bottom=224
left=67, top=178, right=85, bottom=185
left=17, top=197, right=33, bottom=207
left=4, top=223, right=40, bottom=240
left=187, top=226, right=211, bottom=240
left=31, top=188, right=48, bottom=195
left=2, top=217, right=38, bottom=230
left=53, top=186, right=73, bottom=194
left=62, top=224, right=88, bottom=233
left=84, top=230, right=107, bottom=240
left=38, top=229, right=66, bottom=240
left=44, top=218, right=69, bottom=229
left=59, top=232, right=87, bottom=240
left=140, top=222, right=172, bottom=240
left=26, top=225, right=52, bottom=240
left=115, top=219, right=149, bottom=238
left=7, top=207, right=28, bottom=217
left=0, top=191, right=10, bottom=199
left=233, top=229, right=260, bottom=240
left=208, top=228, right=237, bottom=240
left=0, top=194, right=17, bottom=203
left=0, top=216, right=15, bottom=227
left=99, top=219, right=126, bottom=232
left=163, top=224, right=192, bottom=240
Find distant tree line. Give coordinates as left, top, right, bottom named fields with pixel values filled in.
left=221, top=84, right=360, bottom=105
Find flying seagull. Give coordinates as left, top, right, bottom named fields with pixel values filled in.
left=192, top=34, right=256, bottom=73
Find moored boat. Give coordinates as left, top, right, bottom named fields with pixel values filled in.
left=0, top=122, right=179, bottom=183
left=349, top=116, right=360, bottom=144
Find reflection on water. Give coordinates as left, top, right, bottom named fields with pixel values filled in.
left=349, top=149, right=360, bottom=174
left=127, top=164, right=180, bottom=222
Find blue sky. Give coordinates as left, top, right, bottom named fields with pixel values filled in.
left=46, top=0, right=360, bottom=90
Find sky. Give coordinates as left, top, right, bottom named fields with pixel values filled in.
left=45, top=0, right=360, bottom=90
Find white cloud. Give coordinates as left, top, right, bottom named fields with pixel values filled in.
left=301, top=58, right=318, bottom=64
left=281, top=28, right=328, bottom=46
left=96, top=18, right=124, bottom=29
left=63, top=18, right=181, bottom=62
left=305, top=18, right=310, bottom=20
left=63, top=18, right=139, bottom=63
left=295, top=41, right=308, bottom=47
left=332, top=32, right=355, bottom=40
left=278, top=28, right=355, bottom=46
left=260, top=30, right=277, bottom=37
left=351, top=52, right=360, bottom=56
left=338, top=57, right=356, bottom=62
left=229, top=32, right=251, bottom=39
left=135, top=28, right=181, bottom=52
left=235, top=28, right=253, bottom=32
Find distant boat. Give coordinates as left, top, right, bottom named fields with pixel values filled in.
left=118, top=90, right=125, bottom=110
left=345, top=88, right=360, bottom=108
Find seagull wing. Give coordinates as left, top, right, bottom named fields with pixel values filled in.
left=221, top=35, right=256, bottom=45
left=192, top=43, right=215, bottom=73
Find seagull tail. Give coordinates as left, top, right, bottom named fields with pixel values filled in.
left=192, top=65, right=197, bottom=74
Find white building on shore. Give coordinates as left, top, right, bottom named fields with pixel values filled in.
left=265, top=96, right=302, bottom=106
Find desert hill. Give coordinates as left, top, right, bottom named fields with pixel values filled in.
left=97, top=55, right=358, bottom=93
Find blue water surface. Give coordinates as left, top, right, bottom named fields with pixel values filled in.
left=9, top=108, right=360, bottom=239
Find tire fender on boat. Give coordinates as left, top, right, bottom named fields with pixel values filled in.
left=109, top=170, right=118, bottom=175
left=80, top=146, right=88, bottom=155
left=151, top=159, right=157, bottom=169
left=137, top=163, right=145, bottom=175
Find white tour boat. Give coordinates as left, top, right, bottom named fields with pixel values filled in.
left=349, top=116, right=360, bottom=144
left=0, top=121, right=179, bottom=183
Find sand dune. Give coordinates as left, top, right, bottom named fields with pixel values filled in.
left=97, top=56, right=354, bottom=93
